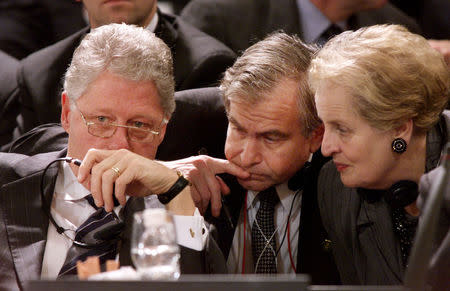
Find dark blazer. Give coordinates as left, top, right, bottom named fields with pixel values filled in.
left=0, top=0, right=86, bottom=60
left=3, top=88, right=228, bottom=162
left=180, top=0, right=421, bottom=54
left=0, top=50, right=20, bottom=146
left=317, top=111, right=449, bottom=285
left=417, top=165, right=450, bottom=291
left=208, top=152, right=340, bottom=284
left=0, top=148, right=227, bottom=291
left=6, top=10, right=235, bottom=144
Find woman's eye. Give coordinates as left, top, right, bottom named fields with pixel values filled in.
left=337, top=126, right=348, bottom=134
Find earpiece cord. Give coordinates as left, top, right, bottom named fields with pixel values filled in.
left=40, top=157, right=95, bottom=248
left=276, top=189, right=300, bottom=256
left=242, top=188, right=300, bottom=273
left=40, top=158, right=73, bottom=235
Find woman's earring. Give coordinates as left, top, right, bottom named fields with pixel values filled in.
left=392, top=138, right=407, bottom=153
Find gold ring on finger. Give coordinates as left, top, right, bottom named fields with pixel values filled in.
left=111, top=166, right=121, bottom=177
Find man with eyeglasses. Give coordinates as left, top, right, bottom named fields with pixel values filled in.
left=0, top=23, right=242, bottom=291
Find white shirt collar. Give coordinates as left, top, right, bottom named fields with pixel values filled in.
left=145, top=12, right=159, bottom=33
left=297, top=0, right=347, bottom=43
left=247, top=182, right=297, bottom=212
left=54, top=160, right=90, bottom=201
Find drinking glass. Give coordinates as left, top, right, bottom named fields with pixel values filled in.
left=131, top=208, right=180, bottom=280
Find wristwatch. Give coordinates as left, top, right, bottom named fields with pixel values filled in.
left=157, top=170, right=190, bottom=204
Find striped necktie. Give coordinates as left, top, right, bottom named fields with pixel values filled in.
left=58, top=195, right=123, bottom=276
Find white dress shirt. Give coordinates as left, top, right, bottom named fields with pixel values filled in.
left=297, top=0, right=347, bottom=43
left=227, top=182, right=302, bottom=274
left=41, top=161, right=207, bottom=279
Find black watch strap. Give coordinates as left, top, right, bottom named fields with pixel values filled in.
left=157, top=171, right=190, bottom=205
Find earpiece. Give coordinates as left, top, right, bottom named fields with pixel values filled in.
left=384, top=180, right=418, bottom=208
left=288, top=162, right=311, bottom=191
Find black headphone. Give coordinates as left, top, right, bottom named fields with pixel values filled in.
left=357, top=180, right=419, bottom=208
left=287, top=161, right=312, bottom=191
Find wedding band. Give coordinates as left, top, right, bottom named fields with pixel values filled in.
left=111, top=166, right=121, bottom=177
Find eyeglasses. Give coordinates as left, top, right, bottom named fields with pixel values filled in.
left=75, top=103, right=165, bottom=143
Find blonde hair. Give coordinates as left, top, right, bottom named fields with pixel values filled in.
left=64, top=23, right=175, bottom=117
left=220, top=32, right=320, bottom=136
left=309, top=24, right=449, bottom=133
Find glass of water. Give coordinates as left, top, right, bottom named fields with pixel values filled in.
left=131, top=208, right=180, bottom=280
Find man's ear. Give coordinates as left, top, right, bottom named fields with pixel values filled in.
left=394, top=119, right=414, bottom=144
left=309, top=124, right=324, bottom=153
left=61, top=92, right=71, bottom=133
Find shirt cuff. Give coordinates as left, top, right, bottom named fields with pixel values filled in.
left=173, top=208, right=208, bottom=251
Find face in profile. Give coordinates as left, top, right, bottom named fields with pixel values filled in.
left=81, top=0, right=157, bottom=28
left=224, top=78, right=323, bottom=192
left=61, top=70, right=167, bottom=176
left=315, top=83, right=398, bottom=189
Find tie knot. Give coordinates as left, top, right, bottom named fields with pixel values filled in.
left=84, top=194, right=98, bottom=209
left=258, top=187, right=279, bottom=209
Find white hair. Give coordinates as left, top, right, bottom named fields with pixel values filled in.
left=64, top=23, right=175, bottom=117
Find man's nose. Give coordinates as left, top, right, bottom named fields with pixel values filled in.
left=108, top=127, right=131, bottom=150
left=239, top=139, right=262, bottom=168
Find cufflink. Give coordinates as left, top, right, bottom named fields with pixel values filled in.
left=189, top=228, right=195, bottom=238
left=322, top=239, right=332, bottom=251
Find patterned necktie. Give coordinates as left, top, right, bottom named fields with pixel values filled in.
left=58, top=195, right=123, bottom=276
left=251, top=187, right=280, bottom=273
left=318, top=24, right=343, bottom=46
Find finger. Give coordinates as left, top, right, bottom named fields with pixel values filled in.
left=199, top=165, right=222, bottom=216
left=90, top=162, right=105, bottom=208
left=112, top=160, right=133, bottom=206
left=216, top=176, right=230, bottom=195
left=189, top=184, right=203, bottom=212
left=188, top=167, right=212, bottom=213
left=86, top=150, right=129, bottom=207
left=209, top=182, right=223, bottom=217
left=206, top=157, right=250, bottom=179
left=101, top=167, right=118, bottom=212
left=77, top=149, right=114, bottom=182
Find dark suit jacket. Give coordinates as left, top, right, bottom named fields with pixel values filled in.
left=207, top=152, right=340, bottom=284
left=4, top=10, right=235, bottom=145
left=317, top=111, right=449, bottom=285
left=417, top=165, right=450, bottom=291
left=0, top=148, right=227, bottom=291
left=0, top=0, right=86, bottom=60
left=3, top=88, right=228, bottom=162
left=0, top=50, right=19, bottom=146
left=180, top=0, right=421, bottom=54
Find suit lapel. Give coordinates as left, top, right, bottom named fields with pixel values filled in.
left=356, top=198, right=404, bottom=282
left=1, top=161, right=59, bottom=286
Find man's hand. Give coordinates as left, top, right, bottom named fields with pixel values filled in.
left=161, top=155, right=249, bottom=217
left=77, top=148, right=179, bottom=212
